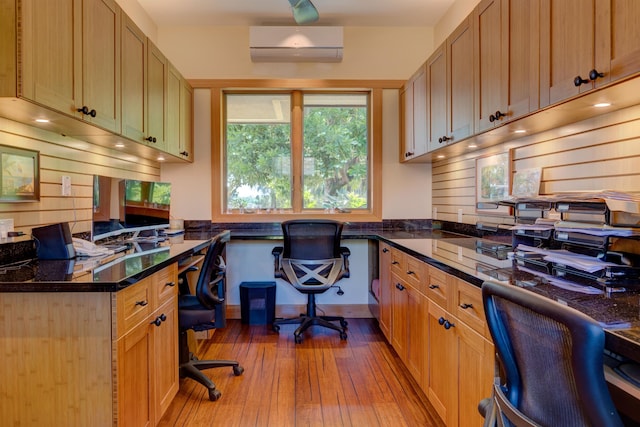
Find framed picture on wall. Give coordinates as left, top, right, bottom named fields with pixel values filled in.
left=0, top=145, right=40, bottom=202
left=476, top=151, right=511, bottom=214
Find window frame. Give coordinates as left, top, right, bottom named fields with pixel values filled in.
left=207, top=80, right=394, bottom=223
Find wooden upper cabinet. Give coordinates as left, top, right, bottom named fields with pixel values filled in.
left=121, top=14, right=147, bottom=143
left=147, top=41, right=168, bottom=152
left=81, top=0, right=121, bottom=133
left=179, top=79, right=194, bottom=160
left=19, top=0, right=82, bottom=115
left=166, top=64, right=182, bottom=157
left=594, top=0, right=640, bottom=87
left=447, top=16, right=475, bottom=144
left=540, top=0, right=596, bottom=106
left=475, top=0, right=540, bottom=133
left=426, top=44, right=448, bottom=152
left=400, top=64, right=427, bottom=162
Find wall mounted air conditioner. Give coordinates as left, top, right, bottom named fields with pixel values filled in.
left=249, top=26, right=343, bottom=63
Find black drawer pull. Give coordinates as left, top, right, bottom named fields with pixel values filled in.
left=460, top=303, right=473, bottom=310
left=429, top=284, right=439, bottom=289
left=135, top=300, right=148, bottom=307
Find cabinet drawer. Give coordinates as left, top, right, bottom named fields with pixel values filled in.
left=405, top=255, right=426, bottom=294
left=455, top=280, right=487, bottom=337
left=426, top=266, right=452, bottom=310
left=153, top=263, right=178, bottom=307
left=117, top=278, right=152, bottom=337
left=390, top=249, right=404, bottom=275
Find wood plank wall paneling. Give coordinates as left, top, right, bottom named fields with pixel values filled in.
left=0, top=117, right=161, bottom=236
left=432, top=104, right=640, bottom=226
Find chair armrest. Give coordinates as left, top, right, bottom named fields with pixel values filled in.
left=272, top=246, right=284, bottom=278
left=178, top=265, right=199, bottom=295
left=340, top=246, right=350, bottom=278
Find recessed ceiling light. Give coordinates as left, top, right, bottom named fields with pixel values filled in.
left=35, top=119, right=50, bottom=123
left=593, top=102, right=611, bottom=108
left=468, top=144, right=477, bottom=148
left=514, top=129, right=526, bottom=134
left=157, top=156, right=165, bottom=161
left=115, top=142, right=125, bottom=148
left=437, top=155, right=445, bottom=159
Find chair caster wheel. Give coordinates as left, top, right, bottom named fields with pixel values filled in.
left=273, top=325, right=280, bottom=333
left=208, top=388, right=222, bottom=401
left=340, top=320, right=348, bottom=328
left=340, top=332, right=348, bottom=340
left=294, top=335, right=303, bottom=344
left=233, top=365, right=244, bottom=376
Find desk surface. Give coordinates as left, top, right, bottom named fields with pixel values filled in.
left=0, top=237, right=215, bottom=292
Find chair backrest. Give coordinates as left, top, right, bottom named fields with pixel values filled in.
left=195, top=234, right=228, bottom=325
left=282, top=219, right=343, bottom=260
left=481, top=281, right=623, bottom=427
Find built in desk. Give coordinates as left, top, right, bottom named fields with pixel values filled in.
left=0, top=234, right=217, bottom=427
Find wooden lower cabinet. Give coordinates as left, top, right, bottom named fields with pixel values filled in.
left=114, top=263, right=179, bottom=427
left=378, top=248, right=494, bottom=427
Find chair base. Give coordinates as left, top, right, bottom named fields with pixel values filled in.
left=273, top=314, right=348, bottom=343
left=178, top=330, right=243, bottom=401
left=179, top=353, right=244, bottom=401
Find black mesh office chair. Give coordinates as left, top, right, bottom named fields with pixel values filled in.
left=272, top=219, right=350, bottom=343
left=480, top=280, right=623, bottom=427
left=178, top=233, right=244, bottom=401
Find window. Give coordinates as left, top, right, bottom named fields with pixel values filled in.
left=222, top=90, right=376, bottom=219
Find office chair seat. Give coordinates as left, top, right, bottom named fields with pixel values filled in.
left=178, top=233, right=244, bottom=401
left=272, top=220, right=350, bottom=343
left=480, top=281, right=624, bottom=427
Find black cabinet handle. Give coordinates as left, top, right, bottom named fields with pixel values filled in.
left=491, top=110, right=506, bottom=121
left=180, top=151, right=189, bottom=157
left=77, top=106, right=97, bottom=117
left=438, top=136, right=451, bottom=143
left=391, top=261, right=399, bottom=265
left=382, top=248, right=389, bottom=253
left=589, top=69, right=604, bottom=81
left=407, top=270, right=415, bottom=275
left=135, top=300, right=148, bottom=307
left=460, top=303, right=473, bottom=309
left=395, top=283, right=405, bottom=291
left=438, top=317, right=445, bottom=325
left=574, top=75, right=590, bottom=86
left=165, top=281, right=176, bottom=287
left=443, top=320, right=455, bottom=330
left=429, top=284, right=439, bottom=289
left=405, top=151, right=414, bottom=157
left=150, top=313, right=167, bottom=327
left=145, top=136, right=157, bottom=143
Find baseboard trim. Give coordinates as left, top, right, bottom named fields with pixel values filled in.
left=226, top=304, right=373, bottom=319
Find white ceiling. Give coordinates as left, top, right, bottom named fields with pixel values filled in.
left=135, top=0, right=456, bottom=27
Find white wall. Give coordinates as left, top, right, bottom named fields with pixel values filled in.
left=157, top=26, right=433, bottom=80
left=225, top=240, right=369, bottom=307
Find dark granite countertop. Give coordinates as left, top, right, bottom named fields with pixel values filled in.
left=0, top=237, right=213, bottom=292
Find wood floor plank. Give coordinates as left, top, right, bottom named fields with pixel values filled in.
left=158, top=319, right=445, bottom=427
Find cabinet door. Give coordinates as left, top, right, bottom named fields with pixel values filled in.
left=152, top=298, right=179, bottom=420
left=412, top=66, right=428, bottom=158
left=400, top=85, right=414, bottom=161
left=147, top=41, right=168, bottom=151
left=19, top=0, right=82, bottom=115
left=82, top=0, right=120, bottom=133
left=378, top=243, right=392, bottom=340
left=121, top=14, right=147, bottom=143
left=594, top=0, right=640, bottom=87
left=406, top=287, right=427, bottom=389
left=166, top=64, right=182, bottom=157
left=426, top=44, right=448, bottom=152
left=540, top=0, right=596, bottom=106
left=474, top=0, right=504, bottom=133
left=179, top=79, right=194, bottom=160
left=117, top=322, right=153, bottom=427
left=457, top=323, right=494, bottom=427
left=447, top=16, right=475, bottom=143
left=427, top=300, right=456, bottom=424
left=390, top=273, right=408, bottom=359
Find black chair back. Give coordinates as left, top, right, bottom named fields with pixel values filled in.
left=482, top=281, right=623, bottom=427
left=282, top=219, right=343, bottom=260
left=193, top=234, right=227, bottom=326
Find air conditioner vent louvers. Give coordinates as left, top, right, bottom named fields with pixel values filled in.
left=249, top=26, right=343, bottom=63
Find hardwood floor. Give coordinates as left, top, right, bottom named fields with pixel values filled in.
left=159, top=318, right=445, bottom=427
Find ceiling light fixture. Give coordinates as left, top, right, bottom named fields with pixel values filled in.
left=288, top=0, right=319, bottom=25
left=514, top=130, right=526, bottom=134
left=115, top=142, right=125, bottom=148
left=593, top=102, right=611, bottom=108
left=35, top=119, right=50, bottom=123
